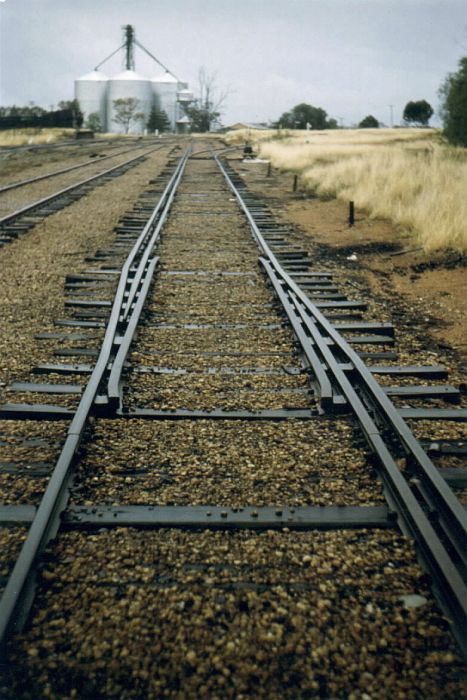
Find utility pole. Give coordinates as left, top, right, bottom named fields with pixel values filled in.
left=389, top=104, right=394, bottom=128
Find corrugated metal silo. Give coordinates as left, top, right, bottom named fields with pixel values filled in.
left=177, top=88, right=193, bottom=105
left=175, top=88, right=193, bottom=133
left=152, top=72, right=179, bottom=131
left=107, top=70, right=152, bottom=134
left=176, top=114, right=191, bottom=134
left=74, top=70, right=108, bottom=129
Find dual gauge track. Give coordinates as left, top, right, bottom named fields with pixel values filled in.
left=0, top=141, right=466, bottom=696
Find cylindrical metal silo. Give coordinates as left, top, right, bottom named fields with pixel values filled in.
left=175, top=89, right=193, bottom=132
left=151, top=72, right=179, bottom=131
left=176, top=114, right=191, bottom=134
left=107, top=70, right=152, bottom=134
left=177, top=88, right=193, bottom=106
left=74, top=70, right=108, bottom=130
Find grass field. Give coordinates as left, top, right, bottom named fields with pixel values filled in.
left=225, top=128, right=467, bottom=254
left=0, top=128, right=77, bottom=147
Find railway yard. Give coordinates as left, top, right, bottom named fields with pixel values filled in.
left=0, top=136, right=465, bottom=699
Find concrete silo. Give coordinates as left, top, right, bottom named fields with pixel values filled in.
left=107, top=70, right=152, bottom=134
left=74, top=70, right=108, bottom=130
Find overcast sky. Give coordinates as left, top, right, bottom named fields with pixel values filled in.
left=0, top=0, right=466, bottom=126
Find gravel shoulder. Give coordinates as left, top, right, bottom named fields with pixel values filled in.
left=232, top=159, right=466, bottom=363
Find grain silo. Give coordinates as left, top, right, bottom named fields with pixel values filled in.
left=152, top=72, right=179, bottom=131
left=177, top=88, right=194, bottom=105
left=175, top=88, right=194, bottom=133
left=107, top=70, right=152, bottom=134
left=74, top=70, right=108, bottom=130
left=74, top=25, right=191, bottom=134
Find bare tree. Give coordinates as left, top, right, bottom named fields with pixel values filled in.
left=185, top=68, right=230, bottom=132
left=112, top=97, right=144, bottom=134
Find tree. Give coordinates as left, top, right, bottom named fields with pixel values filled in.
left=112, top=97, right=144, bottom=133
left=147, top=107, right=171, bottom=133
left=58, top=99, right=83, bottom=127
left=185, top=68, right=229, bottom=132
left=439, top=56, right=467, bottom=146
left=358, top=115, right=379, bottom=128
left=0, top=102, right=82, bottom=129
left=274, top=103, right=335, bottom=130
left=85, top=112, right=102, bottom=132
left=402, top=100, right=433, bottom=126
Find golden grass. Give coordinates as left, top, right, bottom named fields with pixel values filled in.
left=225, top=128, right=467, bottom=254
left=0, top=129, right=140, bottom=148
left=0, top=128, right=77, bottom=147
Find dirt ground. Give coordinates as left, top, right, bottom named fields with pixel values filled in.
left=233, top=159, right=467, bottom=367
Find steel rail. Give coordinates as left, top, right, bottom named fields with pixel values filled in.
left=0, top=142, right=157, bottom=194
left=256, top=262, right=467, bottom=568
left=215, top=155, right=467, bottom=656
left=0, top=148, right=190, bottom=649
left=0, top=147, right=159, bottom=229
left=260, top=268, right=334, bottom=410
left=262, top=259, right=467, bottom=645
left=121, top=146, right=192, bottom=322
left=107, top=152, right=192, bottom=405
left=214, top=155, right=333, bottom=405
left=107, top=258, right=159, bottom=408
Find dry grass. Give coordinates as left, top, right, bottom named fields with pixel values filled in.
left=0, top=128, right=77, bottom=147
left=225, top=128, right=467, bottom=253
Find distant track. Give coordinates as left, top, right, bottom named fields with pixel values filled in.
left=0, top=145, right=165, bottom=247
left=0, top=135, right=143, bottom=155
left=0, top=142, right=157, bottom=194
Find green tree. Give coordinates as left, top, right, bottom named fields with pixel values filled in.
left=112, top=97, right=144, bottom=133
left=274, top=103, right=335, bottom=130
left=439, top=57, right=467, bottom=146
left=358, top=115, right=379, bottom=128
left=58, top=99, right=83, bottom=127
left=402, top=100, right=433, bottom=126
left=147, top=107, right=171, bottom=133
left=85, top=112, right=102, bottom=132
left=185, top=103, right=217, bottom=132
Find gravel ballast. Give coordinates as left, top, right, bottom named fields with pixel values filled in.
left=4, top=528, right=465, bottom=700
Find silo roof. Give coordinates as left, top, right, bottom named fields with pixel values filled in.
left=110, top=70, right=149, bottom=81
left=76, top=70, right=109, bottom=82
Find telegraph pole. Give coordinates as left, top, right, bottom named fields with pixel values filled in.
left=389, top=104, right=394, bottom=128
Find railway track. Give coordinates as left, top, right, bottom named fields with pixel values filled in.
left=0, top=143, right=169, bottom=247
left=0, top=135, right=143, bottom=156
left=0, top=141, right=164, bottom=195
left=0, top=142, right=466, bottom=699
